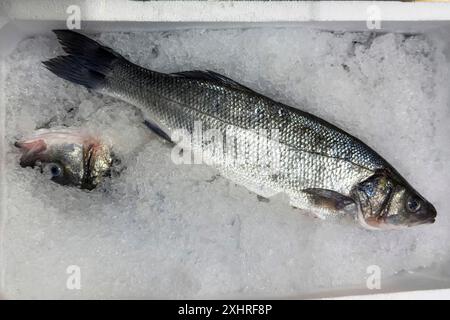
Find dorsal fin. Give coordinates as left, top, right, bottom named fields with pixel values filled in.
left=171, top=70, right=256, bottom=93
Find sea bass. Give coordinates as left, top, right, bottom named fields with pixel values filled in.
left=42, top=30, right=436, bottom=229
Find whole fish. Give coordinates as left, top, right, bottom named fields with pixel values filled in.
left=41, top=30, right=436, bottom=229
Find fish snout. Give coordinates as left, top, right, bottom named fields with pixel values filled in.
left=14, top=138, right=48, bottom=167
left=420, top=201, right=437, bottom=224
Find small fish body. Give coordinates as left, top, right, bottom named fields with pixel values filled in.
left=15, top=128, right=111, bottom=190
left=40, top=30, right=436, bottom=229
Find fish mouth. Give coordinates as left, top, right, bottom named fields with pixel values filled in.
left=407, top=216, right=436, bottom=227
left=417, top=209, right=437, bottom=225
left=426, top=217, right=436, bottom=224
left=425, top=205, right=437, bottom=224
left=14, top=138, right=45, bottom=151
left=14, top=138, right=48, bottom=167
left=412, top=202, right=437, bottom=226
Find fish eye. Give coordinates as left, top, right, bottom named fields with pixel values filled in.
left=363, top=181, right=375, bottom=196
left=406, top=196, right=421, bottom=213
left=45, top=163, right=63, bottom=178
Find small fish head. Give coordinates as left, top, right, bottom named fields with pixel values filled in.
left=15, top=128, right=112, bottom=190
left=352, top=170, right=436, bottom=230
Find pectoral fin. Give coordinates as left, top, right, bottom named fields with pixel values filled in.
left=303, top=188, right=355, bottom=211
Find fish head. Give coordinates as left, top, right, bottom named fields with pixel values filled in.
left=352, top=170, right=436, bottom=230
left=15, top=128, right=112, bottom=190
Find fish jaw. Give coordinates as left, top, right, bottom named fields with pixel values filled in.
left=15, top=138, right=49, bottom=167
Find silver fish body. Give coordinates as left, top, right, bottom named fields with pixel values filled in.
left=106, top=65, right=377, bottom=202
left=42, top=30, right=437, bottom=229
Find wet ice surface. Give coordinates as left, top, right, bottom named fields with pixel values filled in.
left=2, top=28, right=450, bottom=298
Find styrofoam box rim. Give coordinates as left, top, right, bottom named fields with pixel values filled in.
left=2, top=1, right=450, bottom=22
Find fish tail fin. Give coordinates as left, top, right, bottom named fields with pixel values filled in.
left=42, top=30, right=123, bottom=90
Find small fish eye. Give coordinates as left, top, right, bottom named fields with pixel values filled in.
left=47, top=163, right=63, bottom=178
left=406, top=196, right=421, bottom=213
left=365, top=182, right=374, bottom=196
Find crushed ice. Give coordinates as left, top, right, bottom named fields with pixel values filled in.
left=1, top=28, right=450, bottom=298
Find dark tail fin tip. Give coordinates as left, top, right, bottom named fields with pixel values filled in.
left=53, top=30, right=121, bottom=67
left=42, top=56, right=104, bottom=90
left=52, top=30, right=105, bottom=56
left=43, top=29, right=123, bottom=90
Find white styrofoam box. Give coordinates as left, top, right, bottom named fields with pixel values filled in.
left=1, top=1, right=450, bottom=300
